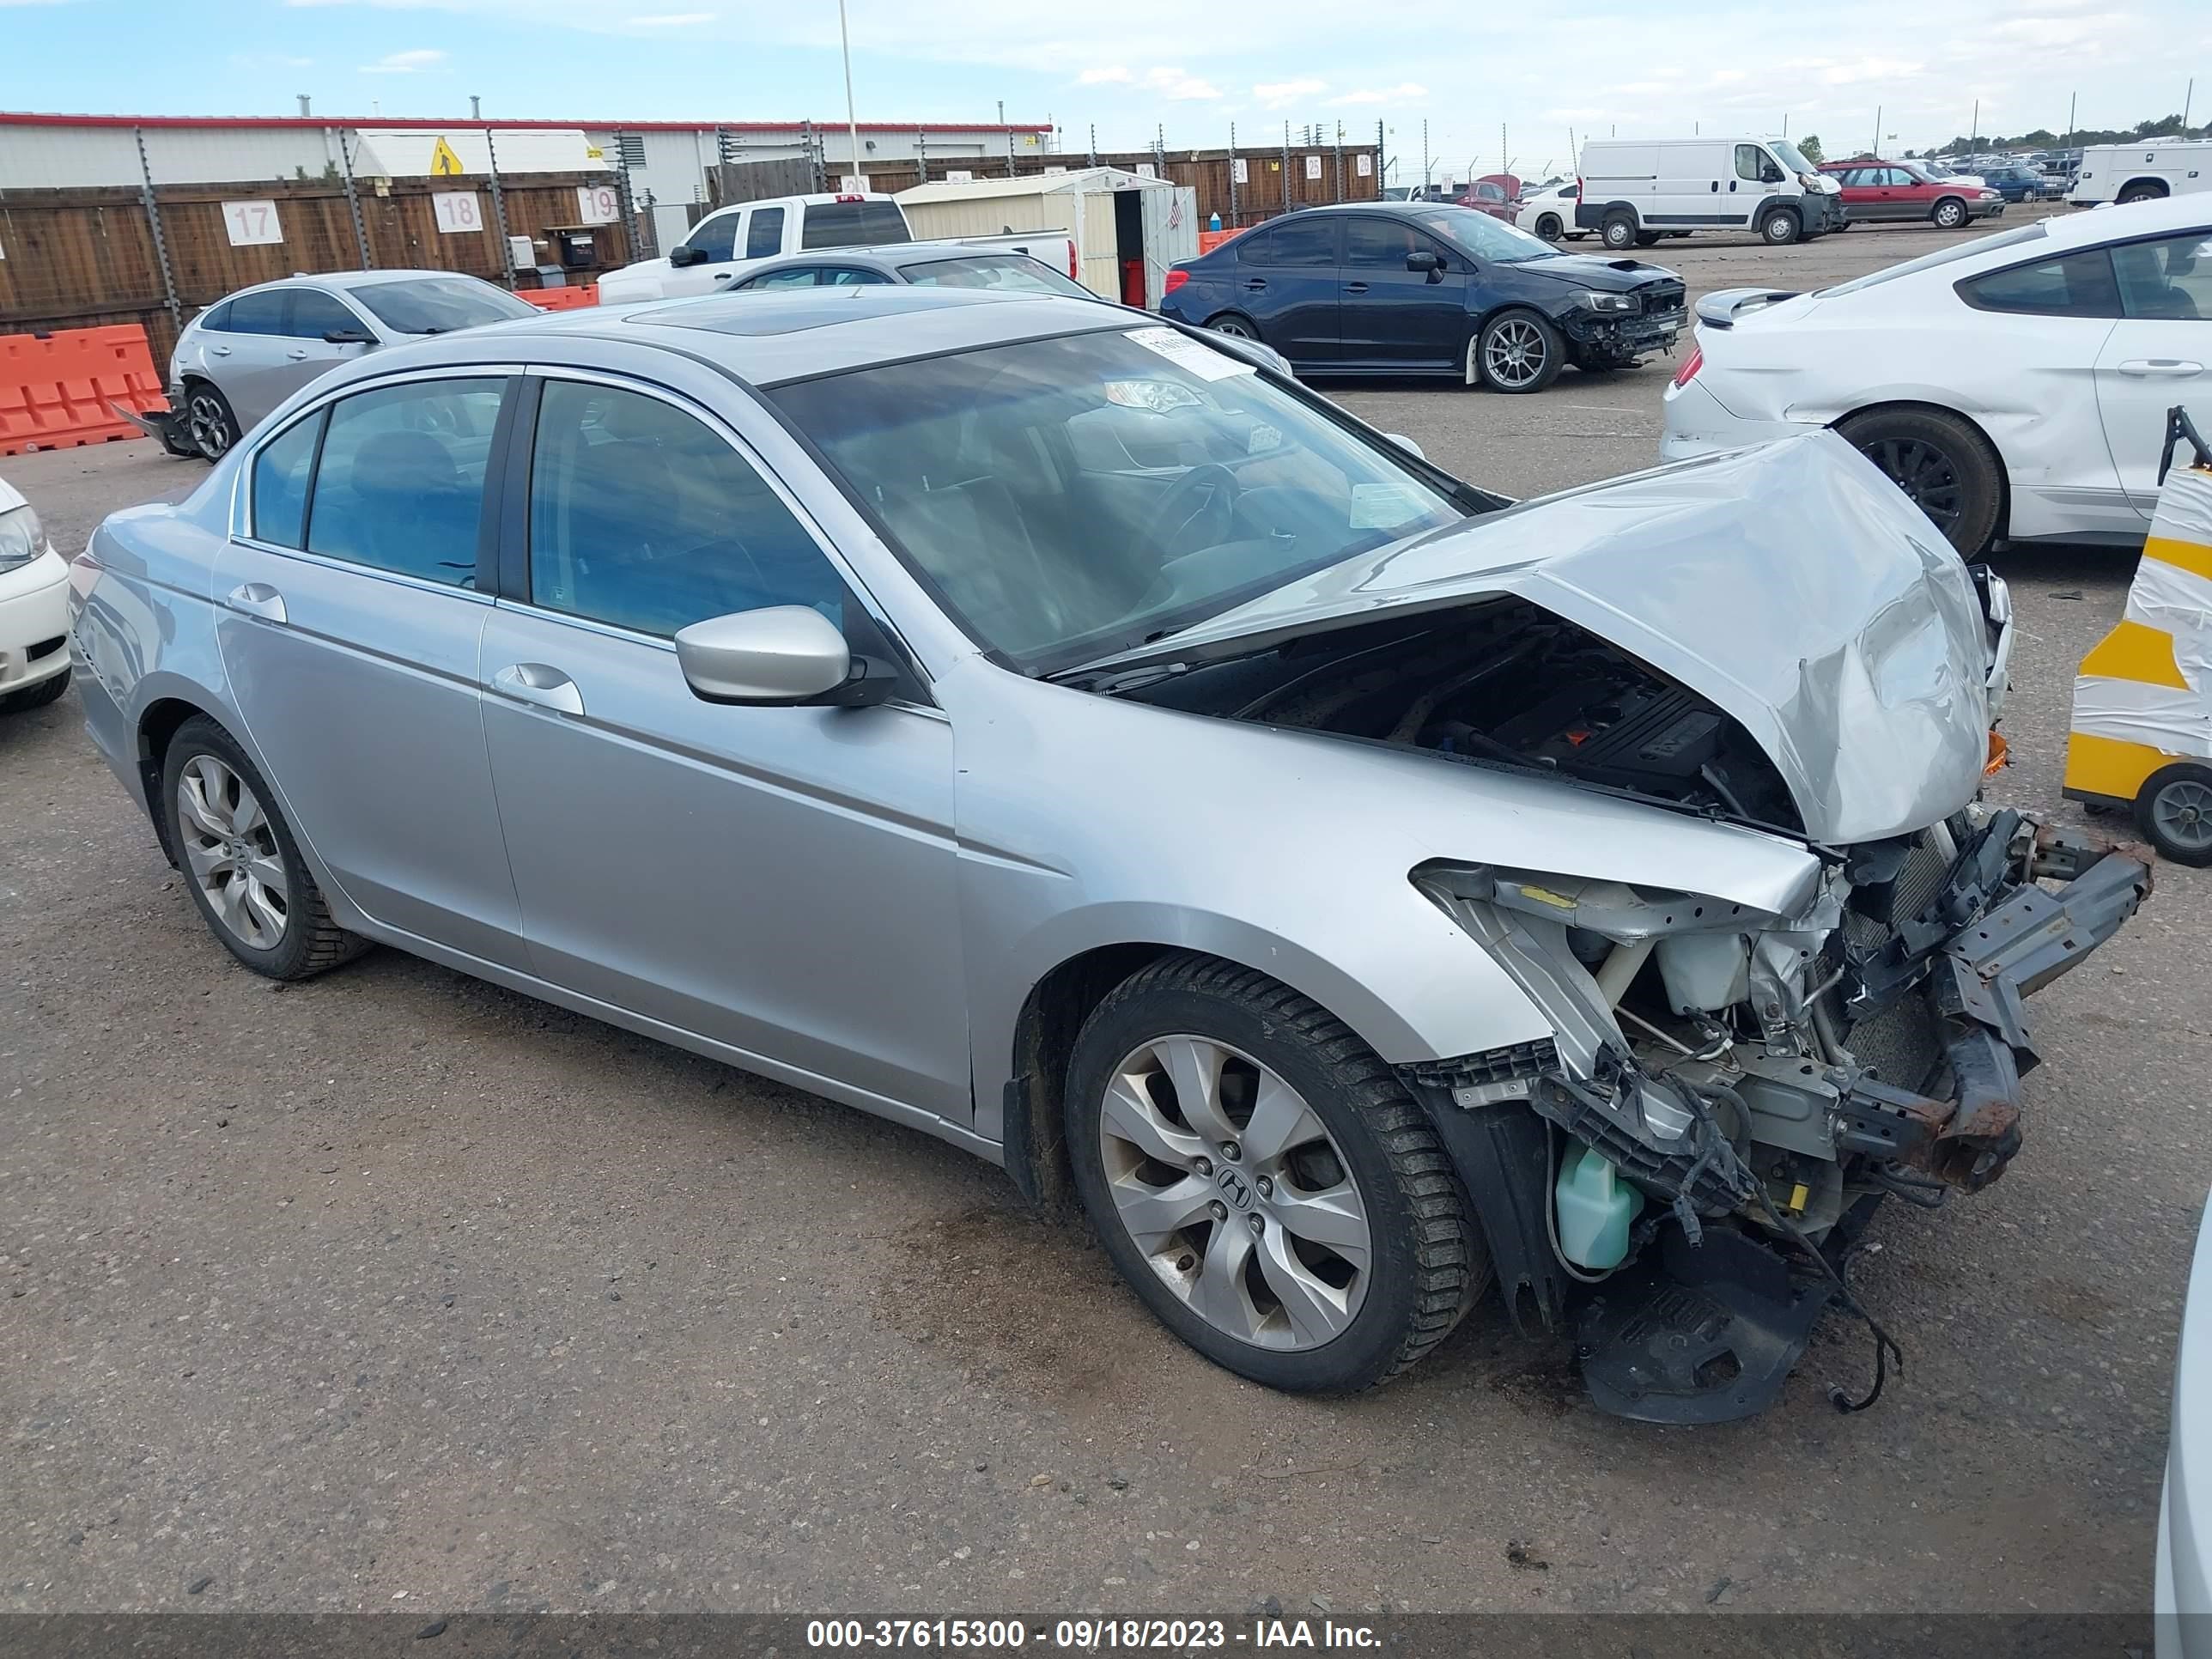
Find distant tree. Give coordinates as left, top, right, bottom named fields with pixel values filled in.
left=1797, top=134, right=1824, bottom=163
left=1927, top=111, right=2205, bottom=154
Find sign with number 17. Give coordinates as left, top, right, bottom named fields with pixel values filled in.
left=222, top=200, right=283, bottom=246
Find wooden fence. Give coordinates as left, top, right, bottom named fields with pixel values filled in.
left=0, top=171, right=639, bottom=366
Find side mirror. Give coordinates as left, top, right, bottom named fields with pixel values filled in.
left=324, top=329, right=375, bottom=345
left=1384, top=433, right=1427, bottom=461
left=1762, top=165, right=1786, bottom=185
left=1405, top=250, right=1443, bottom=272
left=675, top=605, right=896, bottom=708
left=669, top=245, right=707, bottom=268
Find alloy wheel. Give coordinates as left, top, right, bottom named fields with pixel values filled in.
left=1096, top=1034, right=1371, bottom=1350
left=186, top=390, right=231, bottom=459
left=1483, top=318, right=1547, bottom=389
left=1862, top=436, right=1962, bottom=535
left=1211, top=318, right=1255, bottom=338
left=1935, top=201, right=1966, bottom=228
left=176, top=754, right=289, bottom=950
left=2153, top=778, right=2212, bottom=854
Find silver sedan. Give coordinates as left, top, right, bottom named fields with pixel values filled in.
left=70, top=285, right=2146, bottom=1414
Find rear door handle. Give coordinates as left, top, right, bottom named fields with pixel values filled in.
left=2116, top=359, right=2204, bottom=377
left=1344, top=281, right=1369, bottom=294
left=490, top=662, right=586, bottom=716
left=224, top=582, right=287, bottom=624
left=209, top=345, right=232, bottom=357
left=1243, top=277, right=1267, bottom=290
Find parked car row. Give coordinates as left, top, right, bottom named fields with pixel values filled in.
left=1816, top=159, right=2007, bottom=228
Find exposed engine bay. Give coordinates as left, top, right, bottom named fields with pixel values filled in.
left=1109, top=596, right=2155, bottom=1423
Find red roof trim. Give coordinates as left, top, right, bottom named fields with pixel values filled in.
left=0, top=111, right=1054, bottom=135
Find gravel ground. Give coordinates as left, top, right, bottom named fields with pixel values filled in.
left=3, top=206, right=2204, bottom=1618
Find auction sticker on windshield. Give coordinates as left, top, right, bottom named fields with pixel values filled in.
left=1124, top=325, right=1254, bottom=381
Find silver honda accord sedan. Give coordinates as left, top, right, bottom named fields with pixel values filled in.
left=68, top=286, right=2150, bottom=1419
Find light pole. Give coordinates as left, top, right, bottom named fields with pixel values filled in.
left=837, top=0, right=863, bottom=190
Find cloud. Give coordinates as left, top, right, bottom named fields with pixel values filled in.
left=629, top=9, right=714, bottom=22
left=1254, top=77, right=1327, bottom=108
left=1140, top=66, right=1219, bottom=100
left=1077, top=64, right=1131, bottom=84
left=361, top=47, right=446, bottom=71
left=1327, top=82, right=1426, bottom=106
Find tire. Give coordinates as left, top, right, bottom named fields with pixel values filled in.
left=1601, top=211, right=1638, bottom=251
left=1063, top=954, right=1484, bottom=1394
left=1633, top=229, right=1663, bottom=247
left=1836, top=405, right=2004, bottom=556
left=1759, top=207, right=1802, bottom=246
left=2118, top=181, right=2169, bottom=205
left=0, top=665, right=69, bottom=714
left=1931, top=197, right=1970, bottom=230
left=183, top=380, right=240, bottom=464
left=1206, top=313, right=1263, bottom=343
left=1474, top=308, right=1565, bottom=394
left=1534, top=214, right=1563, bottom=242
left=2136, top=763, right=2212, bottom=866
left=159, top=714, right=371, bottom=980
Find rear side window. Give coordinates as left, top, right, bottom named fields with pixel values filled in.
left=251, top=411, right=323, bottom=549
left=685, top=210, right=740, bottom=263
left=1958, top=248, right=2121, bottom=317
left=306, top=379, right=506, bottom=586
left=744, top=267, right=821, bottom=289
left=225, top=291, right=285, bottom=336
left=526, top=380, right=848, bottom=637
left=1242, top=217, right=1337, bottom=266
left=198, top=300, right=235, bottom=332
left=858, top=200, right=909, bottom=245
left=801, top=200, right=862, bottom=249
left=820, top=265, right=895, bottom=286
left=745, top=206, right=785, bottom=258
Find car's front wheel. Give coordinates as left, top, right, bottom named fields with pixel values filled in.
left=1064, top=956, right=1482, bottom=1394
left=1759, top=207, right=1802, bottom=246
left=1836, top=405, right=2003, bottom=556
left=183, top=381, right=240, bottom=463
left=1931, top=197, right=1970, bottom=229
left=1601, top=211, right=1638, bottom=251
left=1475, top=309, right=1564, bottom=393
left=160, top=715, right=371, bottom=979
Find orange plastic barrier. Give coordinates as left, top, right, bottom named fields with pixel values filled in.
left=0, top=324, right=169, bottom=457
left=519, top=284, right=599, bottom=311
left=1196, top=229, right=1244, bottom=256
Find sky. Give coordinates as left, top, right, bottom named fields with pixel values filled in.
left=4, top=0, right=2209, bottom=182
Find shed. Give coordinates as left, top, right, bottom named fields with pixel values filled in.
left=896, top=167, right=1198, bottom=308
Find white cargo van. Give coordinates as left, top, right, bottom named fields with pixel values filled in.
left=2068, top=141, right=2212, bottom=206
left=1575, top=137, right=1844, bottom=249
left=599, top=192, right=914, bottom=304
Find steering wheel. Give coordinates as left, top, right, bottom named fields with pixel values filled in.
left=1140, top=463, right=1242, bottom=562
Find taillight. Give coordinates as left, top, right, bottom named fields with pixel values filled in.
left=1163, top=269, right=1188, bottom=296
left=834, top=193, right=865, bottom=202
left=1068, top=242, right=1080, bottom=280
left=1671, top=344, right=1703, bottom=389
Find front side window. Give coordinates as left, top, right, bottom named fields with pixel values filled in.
left=2111, top=232, right=2212, bottom=321
left=251, top=411, right=323, bottom=549
left=743, top=267, right=822, bottom=290
left=1735, top=145, right=1767, bottom=183
left=1409, top=204, right=1552, bottom=264
left=1958, top=248, right=2121, bottom=317
left=768, top=327, right=1465, bottom=673
left=1344, top=216, right=1422, bottom=268
left=526, top=380, right=848, bottom=638
left=745, top=207, right=786, bottom=258
left=284, top=289, right=362, bottom=340
left=900, top=254, right=1085, bottom=296
left=345, top=277, right=533, bottom=336
left=819, top=265, right=896, bottom=287
left=684, top=211, right=740, bottom=264
left=306, top=378, right=505, bottom=586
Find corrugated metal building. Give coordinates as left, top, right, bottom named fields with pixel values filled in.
left=0, top=112, right=1054, bottom=251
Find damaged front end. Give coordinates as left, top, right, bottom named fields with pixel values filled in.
left=1403, top=809, right=2150, bottom=1423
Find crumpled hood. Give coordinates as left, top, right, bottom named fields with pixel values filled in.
left=1085, top=431, right=1992, bottom=844
left=1516, top=252, right=1676, bottom=291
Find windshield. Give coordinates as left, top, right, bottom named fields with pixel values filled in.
left=346, top=276, right=536, bottom=334
left=1769, top=139, right=1816, bottom=176
left=900, top=253, right=1092, bottom=300
left=1818, top=220, right=2049, bottom=297
left=1409, top=204, right=1553, bottom=263
left=767, top=327, right=1466, bottom=674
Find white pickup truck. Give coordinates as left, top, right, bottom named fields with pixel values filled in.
left=599, top=191, right=1081, bottom=304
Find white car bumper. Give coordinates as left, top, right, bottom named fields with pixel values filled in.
left=1659, top=377, right=1811, bottom=462
left=0, top=546, right=71, bottom=698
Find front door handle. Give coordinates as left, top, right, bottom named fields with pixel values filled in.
left=1344, top=281, right=1369, bottom=294
left=285, top=347, right=312, bottom=361
left=2116, top=359, right=2204, bottom=377
left=224, top=582, right=287, bottom=624
left=490, top=662, right=586, bottom=716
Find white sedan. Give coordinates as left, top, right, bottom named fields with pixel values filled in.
left=0, top=474, right=70, bottom=714
left=1662, top=193, right=2212, bottom=555
left=1514, top=183, right=1588, bottom=243
left=2158, top=1190, right=2212, bottom=1658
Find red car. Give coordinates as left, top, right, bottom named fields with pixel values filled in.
left=1454, top=173, right=1522, bottom=220
left=1816, top=159, right=2005, bottom=228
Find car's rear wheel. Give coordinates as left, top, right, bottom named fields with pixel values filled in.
left=183, top=381, right=240, bottom=463
left=160, top=715, right=370, bottom=979
left=1633, top=229, right=1663, bottom=247
left=1206, top=313, right=1262, bottom=342
left=1475, top=309, right=1564, bottom=393
left=2137, top=763, right=2212, bottom=866
left=1931, top=197, right=1970, bottom=229
left=1601, top=211, right=1638, bottom=251
left=1836, top=406, right=2003, bottom=556
left=1534, top=213, right=1564, bottom=241
left=2118, top=181, right=2169, bottom=205
left=0, top=665, right=69, bottom=714
left=1759, top=207, right=1802, bottom=246
left=1064, top=955, right=1483, bottom=1394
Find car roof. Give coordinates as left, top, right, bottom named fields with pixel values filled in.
left=739, top=240, right=1050, bottom=279
left=384, top=284, right=1129, bottom=386
left=213, top=268, right=493, bottom=301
